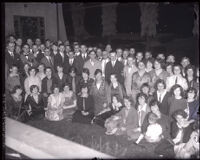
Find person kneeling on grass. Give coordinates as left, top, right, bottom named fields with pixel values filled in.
left=135, top=113, right=163, bottom=144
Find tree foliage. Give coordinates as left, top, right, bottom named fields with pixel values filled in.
left=193, top=3, right=199, bottom=36
left=140, top=2, right=159, bottom=37
left=70, top=3, right=89, bottom=40
left=102, top=3, right=118, bottom=37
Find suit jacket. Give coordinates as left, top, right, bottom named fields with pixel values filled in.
left=63, top=58, right=79, bottom=74
left=75, top=54, right=90, bottom=75
left=66, top=75, right=81, bottom=95
left=41, top=77, right=56, bottom=95
left=34, top=51, right=44, bottom=64
left=153, top=91, right=171, bottom=116
left=54, top=52, right=67, bottom=71
left=24, top=93, right=45, bottom=115
left=77, top=95, right=94, bottom=115
left=20, top=53, right=38, bottom=67
left=84, top=59, right=102, bottom=79
left=53, top=73, right=68, bottom=91
left=5, top=51, right=21, bottom=69
left=40, top=56, right=55, bottom=73
left=105, top=60, right=124, bottom=85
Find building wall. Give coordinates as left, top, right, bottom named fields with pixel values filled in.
left=5, top=2, right=67, bottom=41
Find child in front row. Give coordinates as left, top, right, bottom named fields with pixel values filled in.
left=135, top=112, right=163, bottom=144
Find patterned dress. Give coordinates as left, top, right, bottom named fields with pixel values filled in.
left=45, top=93, right=64, bottom=121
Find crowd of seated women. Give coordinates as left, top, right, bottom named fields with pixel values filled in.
left=5, top=35, right=199, bottom=158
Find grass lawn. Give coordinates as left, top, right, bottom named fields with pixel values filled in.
left=25, top=118, right=160, bottom=159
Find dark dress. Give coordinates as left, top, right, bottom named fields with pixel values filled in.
left=72, top=95, right=94, bottom=124
left=77, top=78, right=94, bottom=94
left=5, top=93, right=27, bottom=122
left=24, top=93, right=45, bottom=120
left=187, top=100, right=199, bottom=121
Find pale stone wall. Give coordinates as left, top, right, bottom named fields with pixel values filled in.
left=5, top=2, right=67, bottom=41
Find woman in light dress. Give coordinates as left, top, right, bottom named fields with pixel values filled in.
left=45, top=85, right=65, bottom=121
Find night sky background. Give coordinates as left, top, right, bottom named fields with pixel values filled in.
left=62, top=3, right=195, bottom=38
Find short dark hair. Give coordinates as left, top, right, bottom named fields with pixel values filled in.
left=123, top=96, right=135, bottom=106
left=82, top=68, right=90, bottom=76
left=172, top=64, right=182, bottom=74
left=45, top=67, right=52, bottom=72
left=148, top=112, right=159, bottom=122
left=10, top=85, right=22, bottom=94
left=136, top=92, right=148, bottom=103
left=173, top=109, right=187, bottom=120
left=30, top=85, right=39, bottom=93
left=185, top=64, right=196, bottom=78
left=154, top=58, right=165, bottom=69
left=111, top=94, right=122, bottom=103
left=187, top=87, right=198, bottom=99
left=140, top=83, right=150, bottom=93
left=149, top=99, right=159, bottom=107
left=69, top=66, right=77, bottom=74
left=155, top=79, right=166, bottom=90
left=89, top=50, right=96, bottom=55
left=28, top=67, right=37, bottom=74
left=94, top=69, right=102, bottom=76
left=171, top=84, right=184, bottom=98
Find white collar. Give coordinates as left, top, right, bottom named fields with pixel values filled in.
left=138, top=103, right=147, bottom=112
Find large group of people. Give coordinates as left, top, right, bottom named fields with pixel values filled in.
left=5, top=35, right=199, bottom=158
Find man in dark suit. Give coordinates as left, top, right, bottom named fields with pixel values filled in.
left=54, top=44, right=67, bottom=71
left=75, top=45, right=90, bottom=75
left=105, top=51, right=124, bottom=85
left=66, top=66, right=81, bottom=95
left=32, top=44, right=44, bottom=64
left=41, top=67, right=56, bottom=107
left=20, top=44, right=38, bottom=67
left=40, top=48, right=55, bottom=74
left=63, top=51, right=78, bottom=74
left=5, top=42, right=21, bottom=69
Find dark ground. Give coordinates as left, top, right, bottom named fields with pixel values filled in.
left=24, top=118, right=159, bottom=159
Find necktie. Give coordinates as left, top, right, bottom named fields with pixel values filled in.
left=175, top=77, right=178, bottom=84
left=10, top=52, right=14, bottom=57
left=159, top=93, right=162, bottom=103
left=112, top=61, right=115, bottom=67
left=49, top=57, right=53, bottom=65
left=72, top=77, right=76, bottom=93
left=70, top=59, right=72, bottom=65
left=83, top=98, right=85, bottom=111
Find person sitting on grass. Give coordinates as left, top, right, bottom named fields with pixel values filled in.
left=127, top=93, right=150, bottom=141
left=72, top=85, right=94, bottom=124
left=24, top=85, right=45, bottom=121
left=62, top=83, right=77, bottom=121
left=45, top=85, right=64, bottom=121
left=135, top=113, right=163, bottom=144
left=104, top=96, right=137, bottom=136
left=92, top=95, right=123, bottom=128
